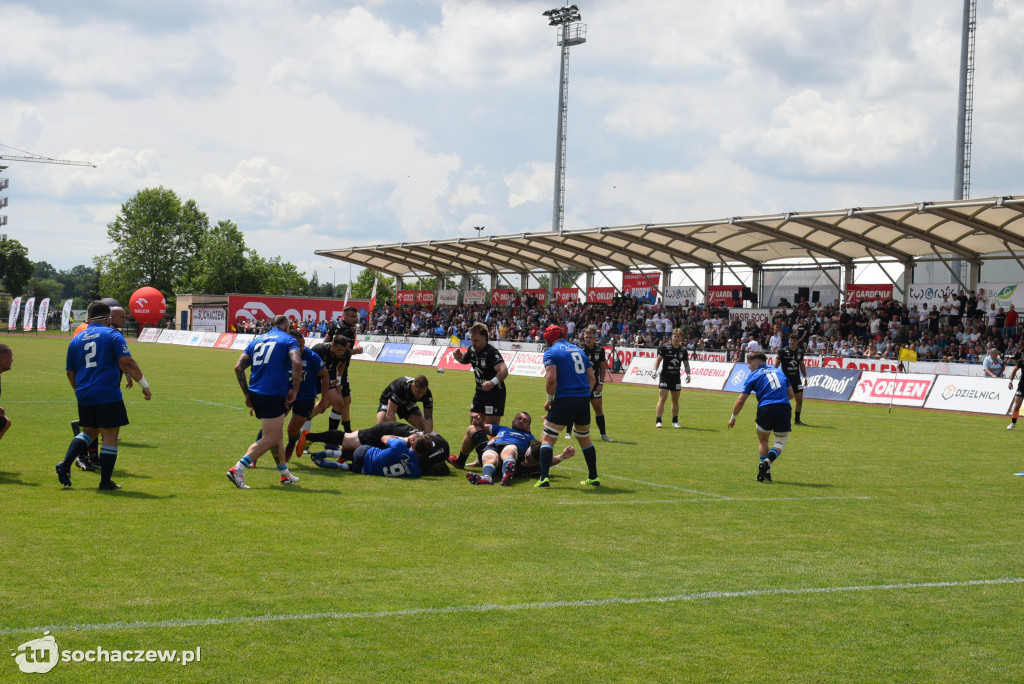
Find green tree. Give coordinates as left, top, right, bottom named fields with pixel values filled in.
left=55, top=265, right=99, bottom=302
left=0, top=238, right=33, bottom=296
left=28, top=277, right=65, bottom=301
left=351, top=268, right=395, bottom=301
left=97, top=187, right=209, bottom=303
left=178, top=220, right=249, bottom=295
left=32, top=261, right=59, bottom=280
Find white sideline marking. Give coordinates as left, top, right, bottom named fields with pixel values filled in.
left=1, top=577, right=1018, bottom=637
left=559, top=465, right=729, bottom=498
left=189, top=399, right=246, bottom=411
left=35, top=370, right=63, bottom=377
left=556, top=495, right=872, bottom=506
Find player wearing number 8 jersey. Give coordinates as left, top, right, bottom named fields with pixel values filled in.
left=536, top=325, right=599, bottom=488
left=728, top=351, right=794, bottom=482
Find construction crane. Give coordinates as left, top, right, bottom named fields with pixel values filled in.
left=0, top=144, right=96, bottom=228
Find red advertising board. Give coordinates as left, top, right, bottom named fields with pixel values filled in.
left=707, top=285, right=740, bottom=307
left=822, top=356, right=899, bottom=374
left=491, top=289, right=515, bottom=305
left=214, top=333, right=236, bottom=349
left=396, top=290, right=415, bottom=305
left=587, top=287, right=615, bottom=304
left=523, top=288, right=548, bottom=305
left=622, top=272, right=661, bottom=299
left=436, top=347, right=467, bottom=371
left=554, top=287, right=579, bottom=304
left=227, top=295, right=372, bottom=329
left=846, top=284, right=893, bottom=302
left=415, top=290, right=434, bottom=306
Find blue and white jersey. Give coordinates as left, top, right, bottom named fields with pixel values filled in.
left=741, top=364, right=791, bottom=406
left=543, top=339, right=591, bottom=398
left=488, top=425, right=536, bottom=454
left=361, top=438, right=422, bottom=478
left=293, top=346, right=326, bottom=403
left=66, top=323, right=131, bottom=406
left=244, top=327, right=301, bottom=397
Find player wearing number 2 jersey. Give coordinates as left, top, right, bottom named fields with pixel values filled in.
left=535, top=325, right=599, bottom=489
left=728, top=351, right=794, bottom=483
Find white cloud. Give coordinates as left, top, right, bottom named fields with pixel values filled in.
left=505, top=161, right=550, bottom=208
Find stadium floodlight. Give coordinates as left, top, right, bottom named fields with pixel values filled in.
left=474, top=226, right=485, bottom=238
left=543, top=5, right=586, bottom=234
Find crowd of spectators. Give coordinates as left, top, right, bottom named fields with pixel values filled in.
left=280, top=288, right=1022, bottom=366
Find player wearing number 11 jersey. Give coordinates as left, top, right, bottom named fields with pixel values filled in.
left=727, top=351, right=794, bottom=483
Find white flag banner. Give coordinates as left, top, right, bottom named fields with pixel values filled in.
left=60, top=299, right=74, bottom=332
left=22, top=297, right=36, bottom=332
left=7, top=297, right=21, bottom=331
left=36, top=298, right=51, bottom=331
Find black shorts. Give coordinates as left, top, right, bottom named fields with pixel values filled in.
left=340, top=376, right=351, bottom=399
left=484, top=440, right=523, bottom=458
left=784, top=374, right=804, bottom=393
left=470, top=387, right=506, bottom=417
left=755, top=402, right=792, bottom=434
left=358, top=422, right=417, bottom=446
left=0, top=414, right=7, bottom=431
left=291, top=400, right=316, bottom=419
left=251, top=394, right=289, bottom=420
left=78, top=401, right=130, bottom=429
left=377, top=401, right=422, bottom=421
left=546, top=395, right=591, bottom=428
left=590, top=383, right=604, bottom=400
left=659, top=373, right=682, bottom=391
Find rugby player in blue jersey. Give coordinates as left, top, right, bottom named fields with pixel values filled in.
left=56, top=300, right=152, bottom=490
left=465, top=411, right=534, bottom=486
left=336, top=433, right=435, bottom=478
left=227, top=315, right=303, bottom=489
left=536, top=325, right=599, bottom=489
left=728, top=351, right=795, bottom=482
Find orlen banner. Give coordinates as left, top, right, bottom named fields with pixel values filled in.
left=923, top=375, right=1013, bottom=415
left=846, top=284, right=893, bottom=302
left=707, top=285, right=740, bottom=307
left=436, top=347, right=467, bottom=371
left=523, top=288, right=548, bottom=305
left=554, top=287, right=579, bottom=304
left=822, top=356, right=899, bottom=374
left=850, top=371, right=934, bottom=407
left=622, top=272, right=660, bottom=302
left=415, top=290, right=435, bottom=307
left=608, top=346, right=657, bottom=372
left=228, top=295, right=372, bottom=329
left=587, top=287, right=614, bottom=305
left=491, top=289, right=515, bottom=305
left=396, top=290, right=415, bottom=305
left=664, top=285, right=700, bottom=306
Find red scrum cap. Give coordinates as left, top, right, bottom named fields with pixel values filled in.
left=543, top=325, right=565, bottom=346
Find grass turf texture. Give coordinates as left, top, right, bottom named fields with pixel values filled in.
left=0, top=335, right=1021, bottom=682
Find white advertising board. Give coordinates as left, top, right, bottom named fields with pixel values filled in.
left=622, top=357, right=732, bottom=391
left=137, top=328, right=161, bottom=343
left=923, top=375, right=1013, bottom=415
left=231, top=334, right=255, bottom=351
left=405, top=345, right=443, bottom=366
left=359, top=341, right=385, bottom=362
left=507, top=351, right=546, bottom=377
left=850, top=371, right=934, bottom=407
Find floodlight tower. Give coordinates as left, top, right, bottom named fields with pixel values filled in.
left=543, top=4, right=586, bottom=234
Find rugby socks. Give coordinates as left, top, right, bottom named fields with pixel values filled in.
left=582, top=445, right=598, bottom=480
left=343, top=421, right=352, bottom=432
left=1013, top=408, right=1020, bottom=425
left=595, top=415, right=606, bottom=435
left=234, top=455, right=254, bottom=473
left=672, top=415, right=679, bottom=424
left=795, top=411, right=802, bottom=422
left=538, top=443, right=554, bottom=480
left=306, top=429, right=346, bottom=444
left=99, top=445, right=117, bottom=483
left=482, top=463, right=496, bottom=480
left=285, top=434, right=299, bottom=453
left=329, top=410, right=343, bottom=432
left=61, top=433, right=92, bottom=470
left=766, top=448, right=780, bottom=463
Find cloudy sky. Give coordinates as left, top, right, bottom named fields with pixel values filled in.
left=2, top=0, right=1022, bottom=282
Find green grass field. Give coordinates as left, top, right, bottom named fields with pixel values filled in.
left=1, top=335, right=1021, bottom=682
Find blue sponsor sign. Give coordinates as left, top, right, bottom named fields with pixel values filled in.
left=377, top=343, right=412, bottom=364
left=802, top=368, right=860, bottom=401
left=723, top=363, right=750, bottom=393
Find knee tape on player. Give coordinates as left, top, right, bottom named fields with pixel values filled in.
left=773, top=432, right=790, bottom=452
left=573, top=428, right=591, bottom=438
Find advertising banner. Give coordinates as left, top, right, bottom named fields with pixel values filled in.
left=436, top=347, right=466, bottom=371
left=7, top=297, right=21, bottom=331
left=499, top=350, right=517, bottom=368
left=231, top=333, right=255, bottom=351
left=691, top=350, right=729, bottom=363
left=464, top=290, right=487, bottom=305
left=36, top=298, right=50, bottom=331
left=396, top=290, right=415, bottom=305
left=22, top=297, right=35, bottom=332
left=586, top=287, right=615, bottom=305
left=622, top=357, right=731, bottom=390
left=663, top=285, right=700, bottom=306
left=359, top=341, right=385, bottom=362
left=846, top=284, right=893, bottom=302
left=377, top=343, right=412, bottom=364
left=491, top=289, right=515, bottom=306
left=523, top=288, right=548, bottom=305
left=923, top=375, right=1013, bottom=415
left=437, top=289, right=459, bottom=306
left=137, top=327, right=162, bottom=343
left=850, top=371, right=934, bottom=407
left=707, top=285, right=740, bottom=307
left=622, top=356, right=659, bottom=386
left=192, top=307, right=227, bottom=333
left=802, top=368, right=860, bottom=401
left=214, top=333, right=236, bottom=349
left=157, top=329, right=176, bottom=344
left=507, top=351, right=546, bottom=377
left=728, top=308, right=780, bottom=326
left=405, top=344, right=442, bottom=366
left=821, top=356, right=900, bottom=374
left=60, top=299, right=74, bottom=332
left=554, top=287, right=579, bottom=304
left=607, top=346, right=657, bottom=372
left=199, top=332, right=221, bottom=347
left=184, top=331, right=206, bottom=346
left=415, top=290, right=434, bottom=307
left=907, top=283, right=960, bottom=311
left=227, top=295, right=371, bottom=329
left=980, top=282, right=1024, bottom=311
left=723, top=363, right=753, bottom=394
left=622, top=272, right=660, bottom=302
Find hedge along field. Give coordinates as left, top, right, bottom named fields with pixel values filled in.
left=0, top=335, right=1022, bottom=683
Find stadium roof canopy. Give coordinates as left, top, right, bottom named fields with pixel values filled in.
left=316, top=195, right=1024, bottom=279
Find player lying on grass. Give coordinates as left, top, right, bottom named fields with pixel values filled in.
left=301, top=422, right=451, bottom=475
left=457, top=413, right=576, bottom=485
left=309, top=432, right=439, bottom=478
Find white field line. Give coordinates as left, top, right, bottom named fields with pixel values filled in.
left=559, top=465, right=730, bottom=498
left=188, top=399, right=246, bottom=411
left=1, top=577, right=1019, bottom=637
left=557, top=495, right=873, bottom=506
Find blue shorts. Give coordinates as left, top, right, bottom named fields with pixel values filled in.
left=755, top=402, right=792, bottom=434
left=78, top=401, right=129, bottom=429
left=251, top=394, right=288, bottom=420
left=546, top=396, right=591, bottom=429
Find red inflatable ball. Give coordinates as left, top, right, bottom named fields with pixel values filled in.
left=129, top=287, right=167, bottom=326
